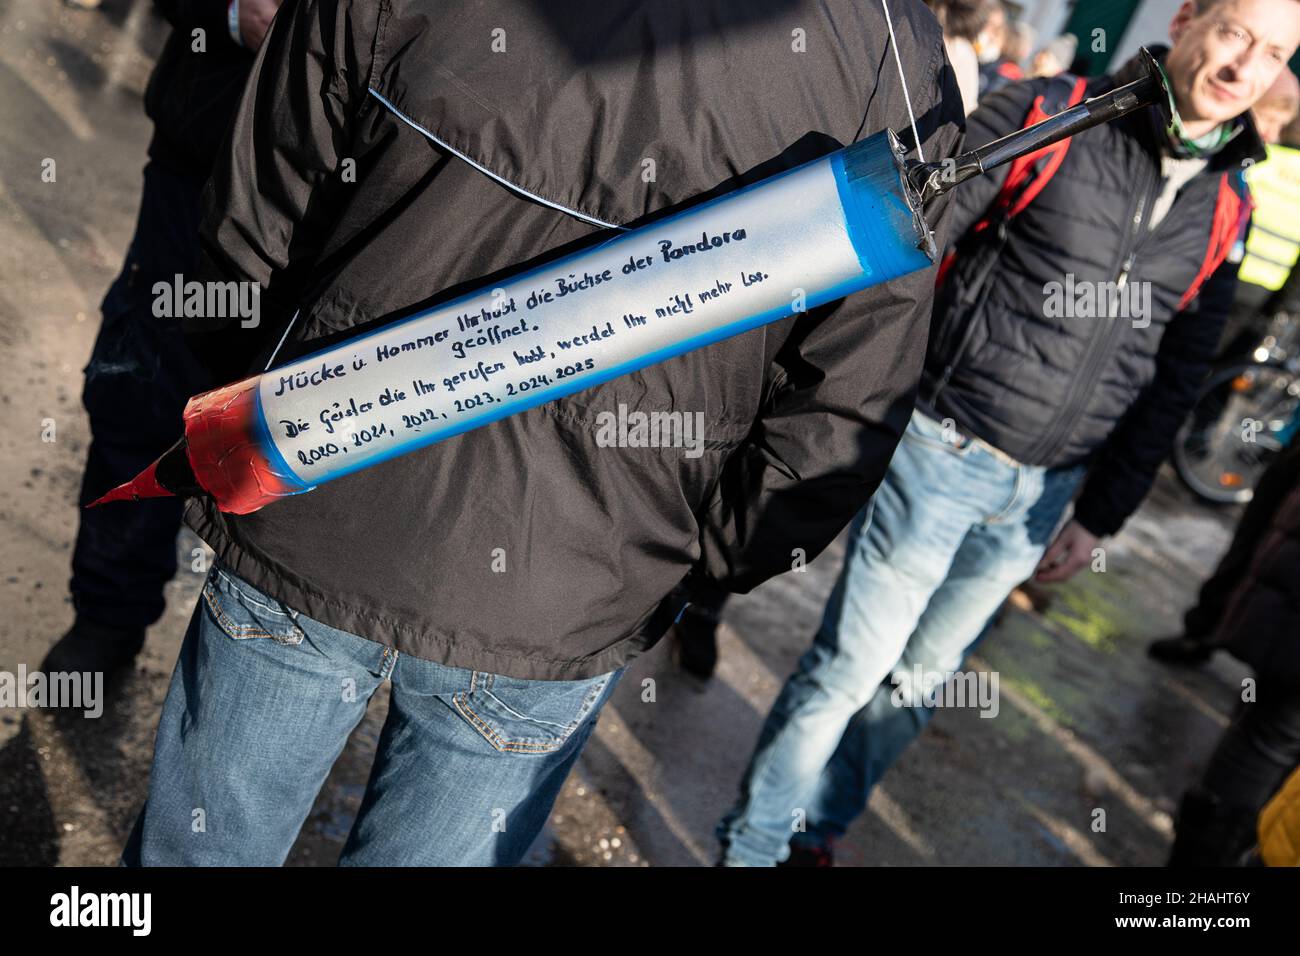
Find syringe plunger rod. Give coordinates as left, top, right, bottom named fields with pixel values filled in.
left=908, top=47, right=1168, bottom=203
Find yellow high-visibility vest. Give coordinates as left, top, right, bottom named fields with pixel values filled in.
left=1241, top=144, right=1300, bottom=292
left=1260, top=764, right=1300, bottom=866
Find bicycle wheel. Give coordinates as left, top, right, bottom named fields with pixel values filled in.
left=1174, top=362, right=1299, bottom=505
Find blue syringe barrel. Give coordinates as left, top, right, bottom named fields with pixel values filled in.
left=131, top=129, right=936, bottom=514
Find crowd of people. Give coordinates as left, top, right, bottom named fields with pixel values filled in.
left=34, top=0, right=1300, bottom=866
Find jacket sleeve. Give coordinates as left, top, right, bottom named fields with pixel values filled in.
left=689, top=50, right=966, bottom=595
left=1072, top=251, right=1242, bottom=538
left=944, top=79, right=1041, bottom=245
left=183, top=0, right=381, bottom=384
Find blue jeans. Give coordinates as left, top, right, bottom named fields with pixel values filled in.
left=121, top=563, right=623, bottom=866
left=717, top=409, right=1086, bottom=865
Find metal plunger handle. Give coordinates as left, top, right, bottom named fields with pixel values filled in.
left=908, top=47, right=1169, bottom=203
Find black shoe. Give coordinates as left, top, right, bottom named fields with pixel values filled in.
left=670, top=605, right=720, bottom=681
left=778, top=841, right=834, bottom=867
left=1168, top=788, right=1258, bottom=867
left=1148, top=634, right=1214, bottom=666
left=41, top=619, right=145, bottom=676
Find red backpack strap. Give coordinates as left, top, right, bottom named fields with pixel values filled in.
left=976, top=74, right=1089, bottom=230
left=937, top=74, right=1087, bottom=287
left=1177, top=170, right=1253, bottom=311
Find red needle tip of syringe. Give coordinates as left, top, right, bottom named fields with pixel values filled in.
left=85, top=459, right=173, bottom=508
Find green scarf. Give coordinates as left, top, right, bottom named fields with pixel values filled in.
left=1156, top=61, right=1241, bottom=158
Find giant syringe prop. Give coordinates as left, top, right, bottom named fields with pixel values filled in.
left=92, top=50, right=1165, bottom=515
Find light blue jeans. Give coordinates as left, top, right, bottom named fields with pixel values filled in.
left=121, top=562, right=623, bottom=866
left=717, top=409, right=1086, bottom=865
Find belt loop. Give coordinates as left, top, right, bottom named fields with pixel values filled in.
left=379, top=646, right=399, bottom=681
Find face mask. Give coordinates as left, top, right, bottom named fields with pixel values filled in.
left=976, top=31, right=1002, bottom=64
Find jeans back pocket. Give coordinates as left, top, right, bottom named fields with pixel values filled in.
left=201, top=565, right=305, bottom=645
left=451, top=669, right=620, bottom=754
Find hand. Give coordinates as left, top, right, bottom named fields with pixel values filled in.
left=238, top=0, right=282, bottom=51
left=1033, top=519, right=1099, bottom=583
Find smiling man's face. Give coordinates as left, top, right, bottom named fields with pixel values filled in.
left=1165, top=0, right=1300, bottom=137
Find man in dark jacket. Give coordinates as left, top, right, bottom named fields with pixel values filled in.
left=119, top=0, right=965, bottom=865
left=718, top=0, right=1299, bottom=867
left=1151, top=92, right=1300, bottom=669
left=1166, top=438, right=1300, bottom=865
left=42, top=0, right=278, bottom=677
